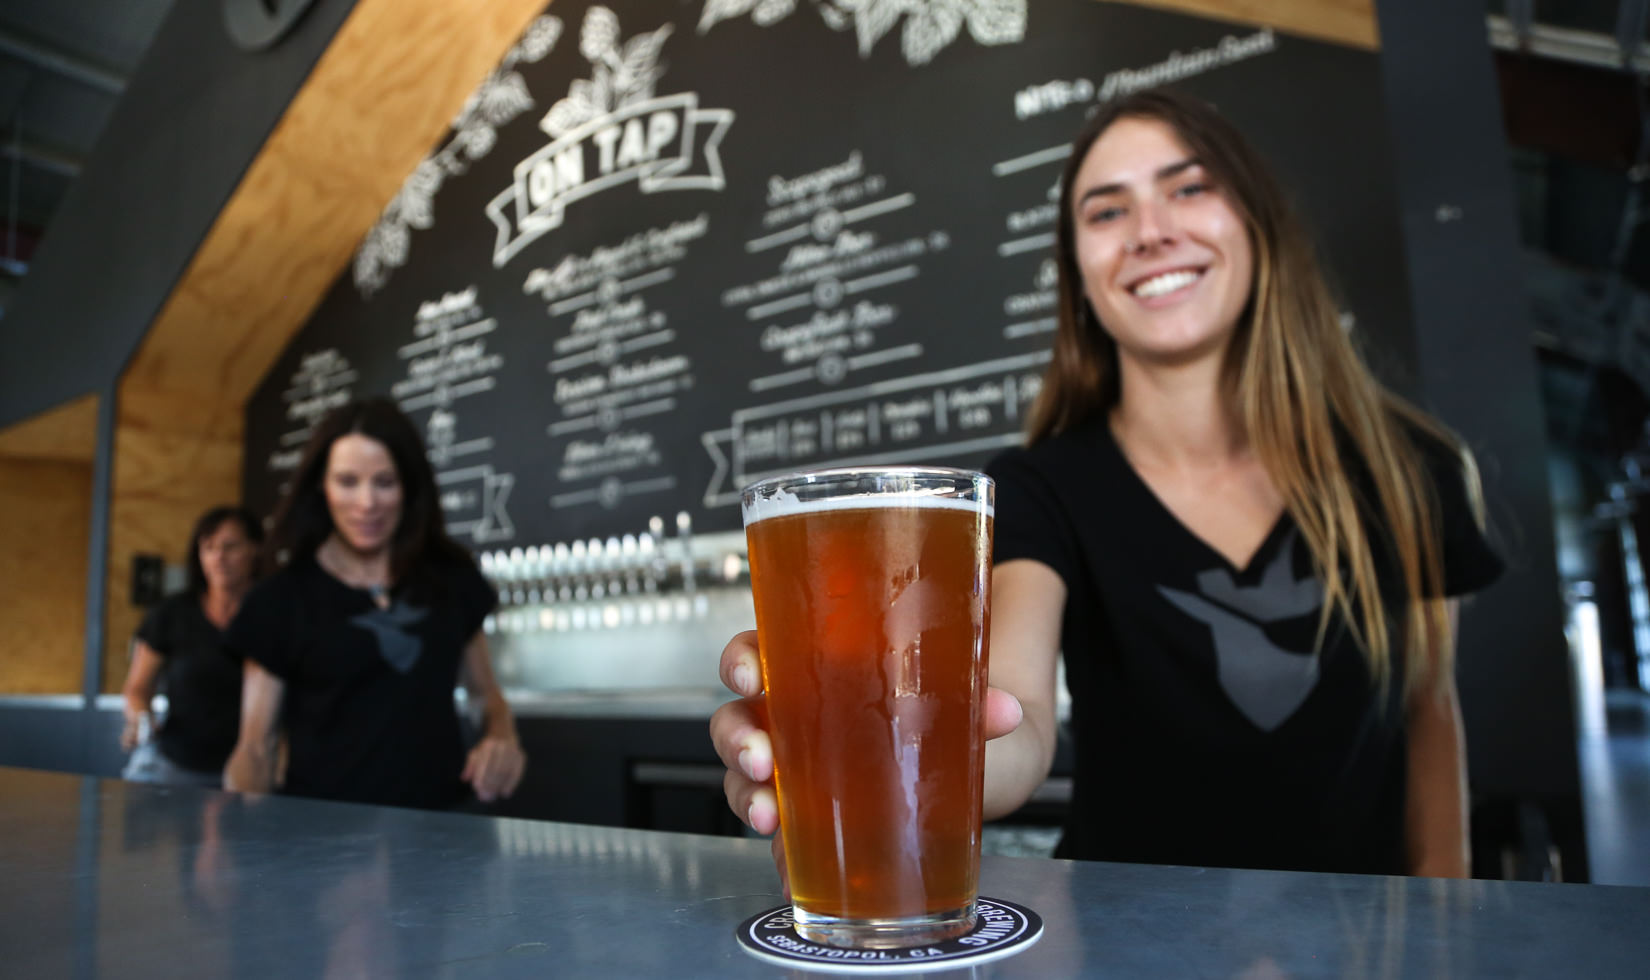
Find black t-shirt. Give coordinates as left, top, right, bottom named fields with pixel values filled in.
left=986, top=417, right=1503, bottom=874
left=136, top=593, right=243, bottom=773
left=225, top=554, right=498, bottom=811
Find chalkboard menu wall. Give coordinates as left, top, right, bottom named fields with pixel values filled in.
left=244, top=0, right=1412, bottom=548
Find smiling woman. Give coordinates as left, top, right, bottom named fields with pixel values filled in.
left=710, top=89, right=1506, bottom=879
left=982, top=90, right=1505, bottom=874
left=221, top=398, right=527, bottom=811
left=1068, top=117, right=1255, bottom=368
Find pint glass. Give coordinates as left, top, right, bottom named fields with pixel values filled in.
left=741, top=467, right=993, bottom=948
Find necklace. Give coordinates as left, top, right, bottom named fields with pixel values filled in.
left=317, top=539, right=391, bottom=602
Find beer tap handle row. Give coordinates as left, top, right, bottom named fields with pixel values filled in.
left=480, top=534, right=656, bottom=604
left=476, top=513, right=750, bottom=634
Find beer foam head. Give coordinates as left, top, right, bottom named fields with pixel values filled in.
left=741, top=477, right=993, bottom=526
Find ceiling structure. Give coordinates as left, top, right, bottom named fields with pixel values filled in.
left=0, top=0, right=174, bottom=297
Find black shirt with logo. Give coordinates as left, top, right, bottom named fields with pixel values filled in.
left=986, top=417, right=1503, bottom=874
left=225, top=554, right=497, bottom=811
left=136, top=593, right=243, bottom=774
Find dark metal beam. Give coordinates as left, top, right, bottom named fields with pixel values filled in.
left=80, top=385, right=116, bottom=717
left=0, top=28, right=127, bottom=95
left=1488, top=14, right=1650, bottom=71
left=0, top=137, right=84, bottom=178
left=1380, top=0, right=1588, bottom=879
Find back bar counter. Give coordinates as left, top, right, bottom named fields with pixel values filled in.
left=4, top=766, right=1646, bottom=978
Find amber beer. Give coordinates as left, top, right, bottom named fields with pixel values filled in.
left=742, top=468, right=993, bottom=949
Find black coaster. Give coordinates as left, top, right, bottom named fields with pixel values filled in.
left=734, top=897, right=1043, bottom=974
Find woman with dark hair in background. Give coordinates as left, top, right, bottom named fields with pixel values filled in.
left=223, top=398, right=525, bottom=810
left=121, top=506, right=263, bottom=787
left=712, top=90, right=1503, bottom=877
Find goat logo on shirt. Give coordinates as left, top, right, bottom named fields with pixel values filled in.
left=1158, top=529, right=1323, bottom=732
left=349, top=602, right=430, bottom=674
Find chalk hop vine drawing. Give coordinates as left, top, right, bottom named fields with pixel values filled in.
left=355, top=2, right=1025, bottom=293
left=353, top=15, right=564, bottom=295
left=540, top=6, right=675, bottom=138
left=699, top=0, right=1027, bottom=66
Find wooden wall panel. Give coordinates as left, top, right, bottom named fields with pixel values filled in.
left=0, top=457, right=91, bottom=694
left=1120, top=0, right=1377, bottom=48
left=101, top=391, right=245, bottom=692
left=0, top=396, right=97, bottom=695
left=0, top=395, right=98, bottom=464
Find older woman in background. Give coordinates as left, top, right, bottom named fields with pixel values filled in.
left=121, top=506, right=263, bottom=787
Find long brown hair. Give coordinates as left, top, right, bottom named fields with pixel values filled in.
left=1029, top=89, right=1482, bottom=694
left=264, top=398, right=475, bottom=594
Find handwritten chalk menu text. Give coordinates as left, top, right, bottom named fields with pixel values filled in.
left=243, top=0, right=1417, bottom=543
left=397, top=288, right=518, bottom=544
left=531, top=214, right=708, bottom=513
left=267, top=348, right=357, bottom=490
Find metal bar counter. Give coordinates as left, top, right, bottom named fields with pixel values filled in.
left=3, top=767, right=1646, bottom=978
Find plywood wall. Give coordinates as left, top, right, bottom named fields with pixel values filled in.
left=0, top=396, right=97, bottom=695
left=1121, top=0, right=1376, bottom=48
left=101, top=388, right=244, bottom=692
